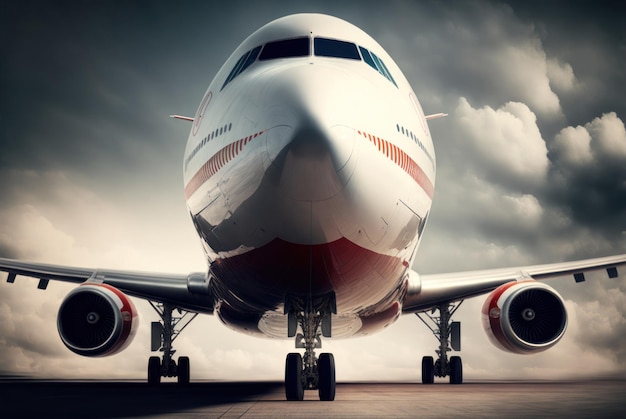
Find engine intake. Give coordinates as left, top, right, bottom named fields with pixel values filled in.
left=482, top=281, right=567, bottom=354
left=58, top=284, right=138, bottom=357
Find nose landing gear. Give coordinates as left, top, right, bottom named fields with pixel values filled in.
left=284, top=294, right=336, bottom=401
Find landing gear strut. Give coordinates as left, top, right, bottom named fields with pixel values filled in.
left=416, top=301, right=463, bottom=384
left=284, top=294, right=336, bottom=401
left=148, top=302, right=198, bottom=385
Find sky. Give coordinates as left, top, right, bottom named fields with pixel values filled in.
left=1, top=0, right=625, bottom=382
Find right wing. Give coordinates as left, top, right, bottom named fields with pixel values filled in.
left=0, top=257, right=215, bottom=313
left=403, top=253, right=626, bottom=312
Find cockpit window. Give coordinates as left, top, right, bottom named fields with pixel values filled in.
left=359, top=46, right=398, bottom=88
left=241, top=46, right=262, bottom=73
left=314, top=38, right=360, bottom=60
left=221, top=37, right=398, bottom=91
left=221, top=45, right=262, bottom=90
left=359, top=46, right=377, bottom=72
left=372, top=52, right=397, bottom=87
left=259, top=37, right=310, bottom=60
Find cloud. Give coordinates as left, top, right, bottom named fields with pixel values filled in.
left=547, top=58, right=577, bottom=93
left=492, top=43, right=562, bottom=116
left=573, top=298, right=626, bottom=364
left=551, top=125, right=593, bottom=167
left=453, top=98, right=549, bottom=189
left=391, top=1, right=569, bottom=119
left=587, top=112, right=626, bottom=160
left=0, top=169, right=206, bottom=271
left=551, top=112, right=626, bottom=167
left=0, top=204, right=84, bottom=263
left=547, top=113, right=626, bottom=236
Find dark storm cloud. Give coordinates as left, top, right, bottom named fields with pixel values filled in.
left=364, top=1, right=567, bottom=120
left=547, top=112, right=626, bottom=238
left=502, top=0, right=626, bottom=132
left=1, top=2, right=186, bottom=178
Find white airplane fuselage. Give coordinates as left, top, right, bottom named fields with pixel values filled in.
left=183, top=14, right=435, bottom=338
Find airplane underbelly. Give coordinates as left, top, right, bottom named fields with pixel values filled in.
left=211, top=236, right=407, bottom=338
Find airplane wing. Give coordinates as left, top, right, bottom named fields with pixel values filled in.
left=402, top=253, right=626, bottom=313
left=0, top=257, right=215, bottom=313
left=4, top=253, right=625, bottom=315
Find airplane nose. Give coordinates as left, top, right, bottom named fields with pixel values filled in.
left=263, top=65, right=358, bottom=201
left=271, top=124, right=356, bottom=201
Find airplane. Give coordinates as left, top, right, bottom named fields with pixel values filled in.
left=1, top=13, right=625, bottom=401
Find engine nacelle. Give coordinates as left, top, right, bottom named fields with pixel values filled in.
left=482, top=281, right=567, bottom=354
left=57, top=283, right=138, bottom=357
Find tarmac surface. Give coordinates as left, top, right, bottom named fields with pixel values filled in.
left=1, top=378, right=624, bottom=418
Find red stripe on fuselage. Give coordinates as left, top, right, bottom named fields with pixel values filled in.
left=358, top=130, right=434, bottom=199
left=184, top=130, right=265, bottom=199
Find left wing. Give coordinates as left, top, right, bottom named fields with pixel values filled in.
left=0, top=258, right=214, bottom=313
left=403, top=253, right=626, bottom=312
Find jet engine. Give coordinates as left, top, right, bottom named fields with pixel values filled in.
left=482, top=281, right=567, bottom=354
left=57, top=283, right=138, bottom=356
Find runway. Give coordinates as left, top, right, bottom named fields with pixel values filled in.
left=1, top=378, right=624, bottom=418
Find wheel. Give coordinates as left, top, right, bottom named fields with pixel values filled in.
left=421, top=356, right=434, bottom=384
left=318, top=353, right=336, bottom=401
left=178, top=356, right=190, bottom=385
left=449, top=356, right=463, bottom=384
left=285, top=353, right=304, bottom=401
left=148, top=356, right=161, bottom=385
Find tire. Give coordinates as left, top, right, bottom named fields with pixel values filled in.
left=148, top=356, right=161, bottom=385
left=421, top=356, right=434, bottom=384
left=318, top=353, right=336, bottom=401
left=285, top=353, right=304, bottom=401
left=178, top=356, right=190, bottom=385
left=449, top=356, right=463, bottom=384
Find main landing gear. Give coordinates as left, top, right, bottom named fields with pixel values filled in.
left=284, top=294, right=337, bottom=401
left=147, top=302, right=198, bottom=385
left=416, top=301, right=463, bottom=384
